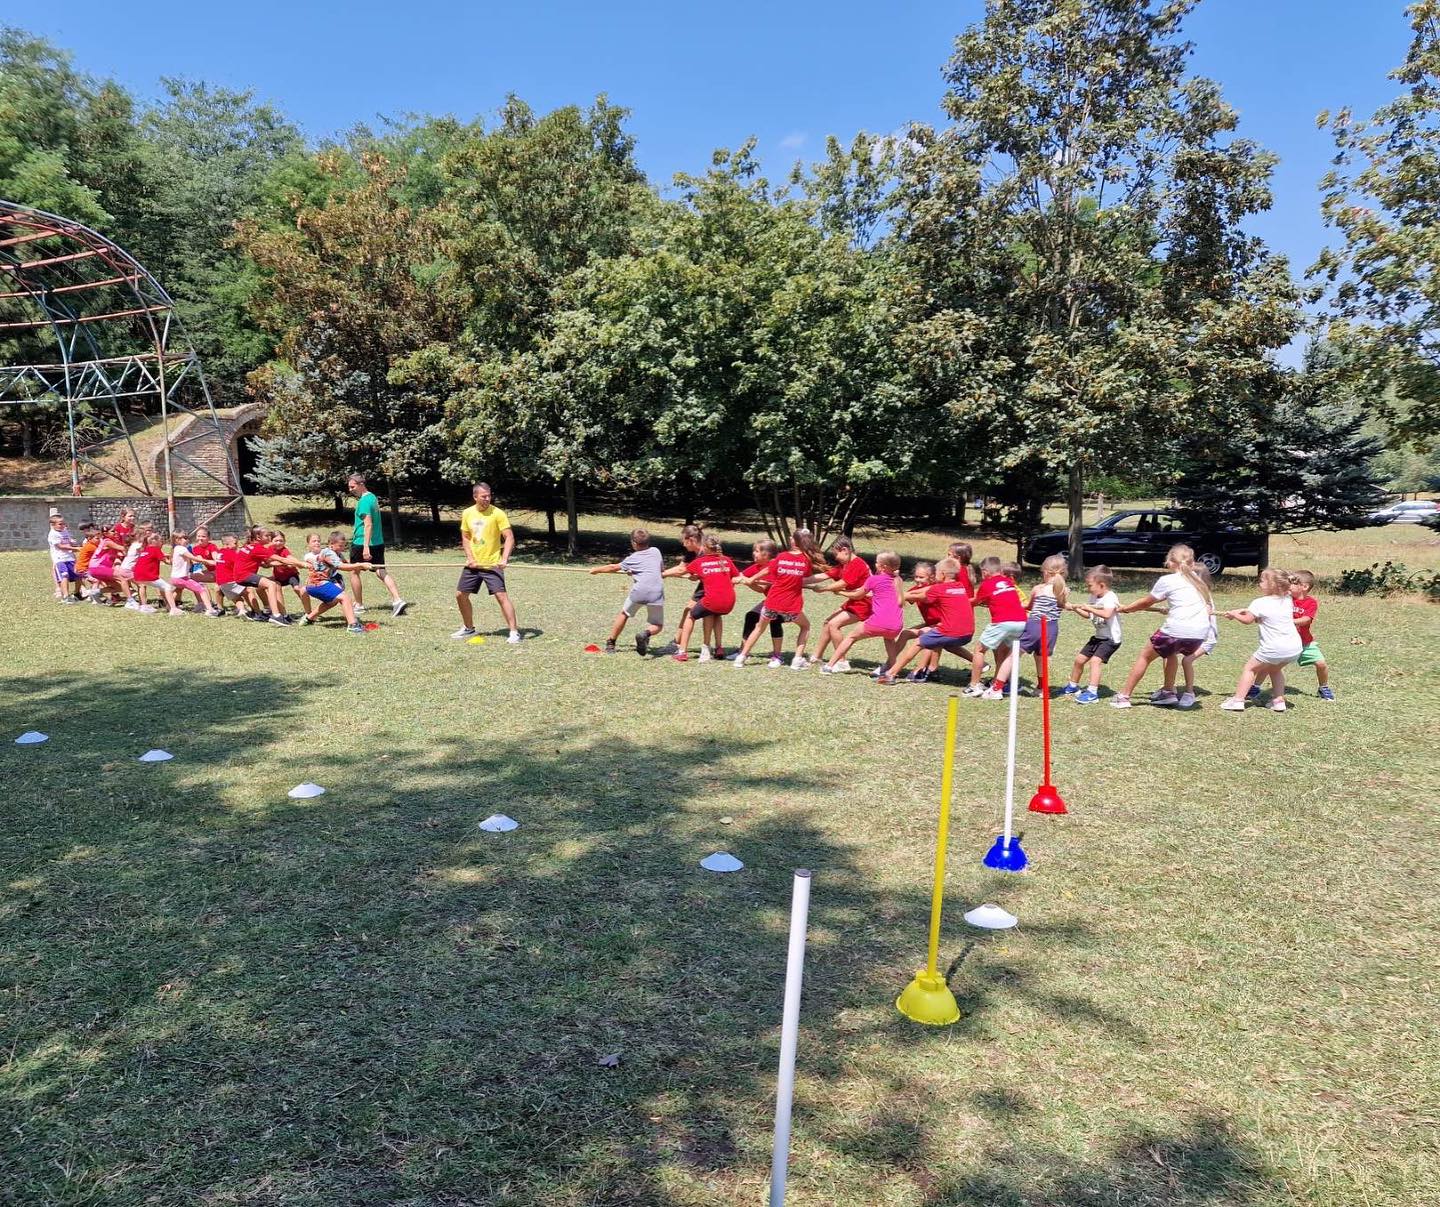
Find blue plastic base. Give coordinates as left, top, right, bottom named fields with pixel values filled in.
left=982, top=835, right=1028, bottom=872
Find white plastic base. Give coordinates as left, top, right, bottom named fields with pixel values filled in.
left=964, top=903, right=1018, bottom=930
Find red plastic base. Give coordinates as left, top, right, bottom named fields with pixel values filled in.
left=1028, top=783, right=1068, bottom=814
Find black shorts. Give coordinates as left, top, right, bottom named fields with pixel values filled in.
left=240, top=574, right=262, bottom=588
left=350, top=543, right=385, bottom=569
left=458, top=566, right=507, bottom=596
left=689, top=601, right=729, bottom=621
left=1079, top=635, right=1122, bottom=663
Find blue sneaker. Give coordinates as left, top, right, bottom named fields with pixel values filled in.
left=1061, top=683, right=1081, bottom=696
left=1318, top=686, right=1335, bottom=701
left=1075, top=689, right=1099, bottom=705
left=1246, top=684, right=1262, bottom=701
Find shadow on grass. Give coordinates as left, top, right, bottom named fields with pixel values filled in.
left=0, top=668, right=1271, bottom=1206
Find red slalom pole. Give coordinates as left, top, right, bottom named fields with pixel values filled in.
left=1028, top=616, right=1067, bottom=815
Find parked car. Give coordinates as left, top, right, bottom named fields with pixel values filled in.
left=1365, top=500, right=1440, bottom=525
left=1022, top=509, right=1264, bottom=576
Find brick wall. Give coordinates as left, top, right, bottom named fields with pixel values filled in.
left=0, top=496, right=248, bottom=552
left=150, top=403, right=266, bottom=495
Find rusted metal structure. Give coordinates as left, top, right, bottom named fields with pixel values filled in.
left=0, top=199, right=246, bottom=531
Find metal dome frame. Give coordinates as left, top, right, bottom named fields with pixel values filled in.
left=0, top=199, right=247, bottom=530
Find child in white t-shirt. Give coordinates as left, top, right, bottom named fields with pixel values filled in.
left=1220, top=568, right=1303, bottom=712
left=1064, top=564, right=1122, bottom=704
left=1109, top=544, right=1214, bottom=710
left=46, top=514, right=82, bottom=603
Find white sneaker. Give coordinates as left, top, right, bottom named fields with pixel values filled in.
left=451, top=626, right=477, bottom=640
left=1110, top=695, right=1133, bottom=709
left=767, top=656, right=784, bottom=669
left=791, top=656, right=810, bottom=671
left=698, top=647, right=712, bottom=663
left=353, top=604, right=367, bottom=614
left=507, top=630, right=522, bottom=644
left=391, top=599, right=408, bottom=617
left=733, top=655, right=748, bottom=668
left=1220, top=698, right=1245, bottom=711
left=124, top=599, right=140, bottom=610
left=138, top=604, right=157, bottom=614
left=831, top=660, right=852, bottom=674
left=962, top=684, right=985, bottom=698
left=1269, top=699, right=1287, bottom=712
left=981, top=686, right=1005, bottom=700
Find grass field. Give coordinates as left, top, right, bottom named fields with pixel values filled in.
left=2, top=504, right=1438, bottom=1206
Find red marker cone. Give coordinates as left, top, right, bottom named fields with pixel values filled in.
left=583, top=643, right=601, bottom=653
left=1028, top=616, right=1068, bottom=815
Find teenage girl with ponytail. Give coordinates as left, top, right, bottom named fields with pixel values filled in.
left=1109, top=544, right=1215, bottom=710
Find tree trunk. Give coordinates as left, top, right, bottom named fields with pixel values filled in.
left=387, top=481, right=402, bottom=543
left=1067, top=463, right=1086, bottom=576
left=1257, top=528, right=1270, bottom=573
left=429, top=497, right=440, bottom=525
left=334, top=493, right=346, bottom=516
left=21, top=419, right=33, bottom=458
left=546, top=500, right=557, bottom=541
left=564, top=473, right=579, bottom=559
left=955, top=494, right=966, bottom=527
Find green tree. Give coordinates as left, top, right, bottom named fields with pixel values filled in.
left=1172, top=356, right=1388, bottom=569
left=136, top=79, right=304, bottom=403
left=904, top=0, right=1304, bottom=574
left=238, top=149, right=465, bottom=527
left=1314, top=0, right=1440, bottom=442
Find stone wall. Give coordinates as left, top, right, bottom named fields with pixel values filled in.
left=0, top=495, right=248, bottom=552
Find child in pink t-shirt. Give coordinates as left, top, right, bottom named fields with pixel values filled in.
left=820, top=551, right=913, bottom=675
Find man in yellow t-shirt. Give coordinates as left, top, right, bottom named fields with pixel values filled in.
left=454, top=482, right=522, bottom=643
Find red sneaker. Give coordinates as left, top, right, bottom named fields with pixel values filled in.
left=673, top=652, right=689, bottom=662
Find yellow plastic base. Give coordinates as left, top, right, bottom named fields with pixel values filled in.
left=895, top=970, right=961, bottom=1026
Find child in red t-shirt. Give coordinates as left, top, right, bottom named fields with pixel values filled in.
left=213, top=534, right=256, bottom=619
left=132, top=527, right=183, bottom=615
left=269, top=528, right=307, bottom=613
left=881, top=557, right=976, bottom=684
left=737, top=539, right=785, bottom=667
left=732, top=529, right=827, bottom=669
left=663, top=534, right=740, bottom=662
left=948, top=541, right=980, bottom=592
left=188, top=524, right=222, bottom=613
left=967, top=556, right=1028, bottom=698
left=809, top=537, right=872, bottom=666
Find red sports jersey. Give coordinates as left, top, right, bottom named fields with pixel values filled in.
left=687, top=554, right=739, bottom=613
left=759, top=550, right=812, bottom=613
left=191, top=541, right=218, bottom=565
left=916, top=584, right=943, bottom=627
left=133, top=544, right=164, bottom=582
left=975, top=574, right=1026, bottom=623
left=271, top=545, right=299, bottom=582
left=232, top=542, right=270, bottom=579
left=214, top=548, right=239, bottom=585
left=925, top=580, right=976, bottom=637
left=830, top=555, right=872, bottom=619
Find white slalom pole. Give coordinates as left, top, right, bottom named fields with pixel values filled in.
left=1003, top=646, right=1020, bottom=852
left=769, top=868, right=813, bottom=1207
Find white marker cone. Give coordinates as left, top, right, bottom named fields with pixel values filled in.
left=138, top=749, right=174, bottom=763
left=14, top=731, right=48, bottom=745
left=700, top=852, right=744, bottom=873
left=964, top=903, right=1019, bottom=930
left=287, top=782, right=326, bottom=799
left=478, top=814, right=519, bottom=832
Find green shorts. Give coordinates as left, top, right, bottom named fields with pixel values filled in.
left=1297, top=641, right=1324, bottom=668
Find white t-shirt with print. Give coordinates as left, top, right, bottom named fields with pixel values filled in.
left=1248, top=593, right=1303, bottom=664
left=1152, top=572, right=1211, bottom=640
left=1087, top=590, right=1122, bottom=644
left=47, top=528, right=74, bottom=565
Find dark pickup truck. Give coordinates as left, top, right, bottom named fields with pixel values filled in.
left=1022, top=509, right=1264, bottom=576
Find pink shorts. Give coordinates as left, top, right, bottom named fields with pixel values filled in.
left=862, top=621, right=903, bottom=640
left=172, top=576, right=206, bottom=596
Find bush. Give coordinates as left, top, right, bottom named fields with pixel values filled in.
left=1337, top=561, right=1440, bottom=601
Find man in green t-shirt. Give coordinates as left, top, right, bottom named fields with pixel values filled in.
left=347, top=473, right=408, bottom=618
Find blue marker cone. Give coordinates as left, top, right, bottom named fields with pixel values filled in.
left=982, top=834, right=1028, bottom=873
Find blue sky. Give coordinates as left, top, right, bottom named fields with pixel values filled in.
left=24, top=0, right=1412, bottom=287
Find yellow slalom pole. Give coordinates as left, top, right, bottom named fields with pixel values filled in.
left=896, top=694, right=962, bottom=1026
